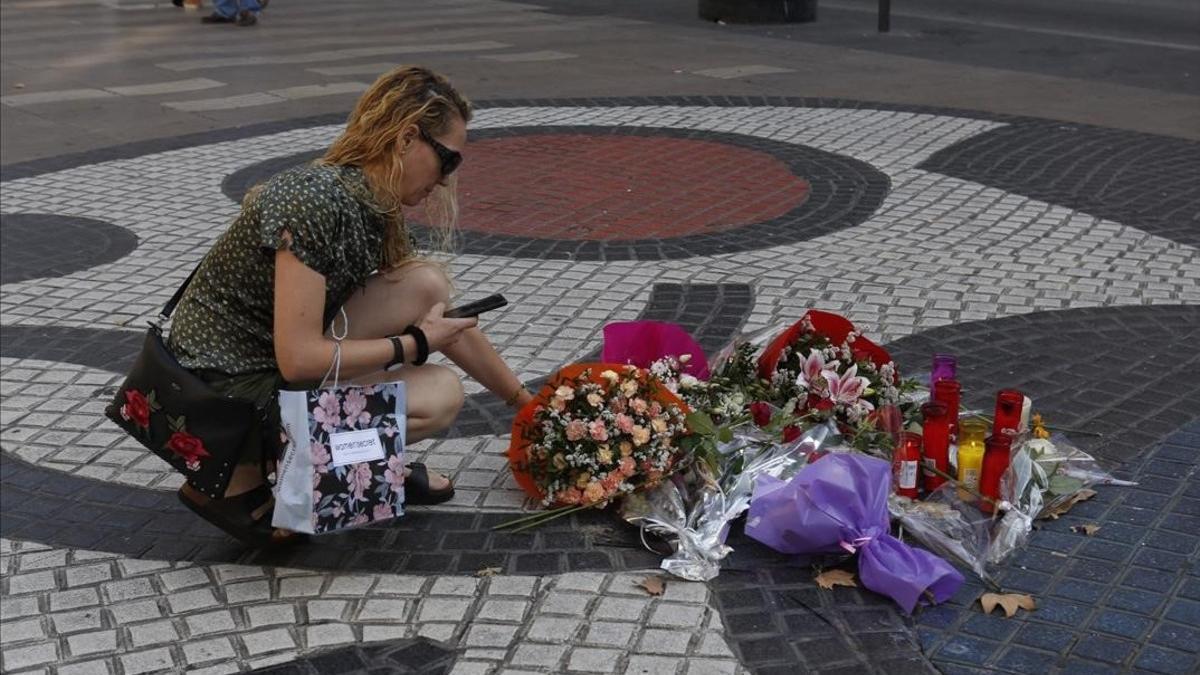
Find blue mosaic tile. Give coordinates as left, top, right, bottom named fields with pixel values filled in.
left=1164, top=599, right=1200, bottom=627
left=1133, top=477, right=1182, bottom=494
left=917, top=628, right=944, bottom=652
left=1133, top=547, right=1191, bottom=572
left=1072, top=635, right=1136, bottom=664
left=1119, top=490, right=1172, bottom=510
left=1121, top=567, right=1180, bottom=593
left=1178, top=578, right=1200, bottom=601
left=1141, top=530, right=1200, bottom=555
left=1067, top=557, right=1122, bottom=584
left=914, top=604, right=960, bottom=629
left=1105, top=506, right=1158, bottom=526
left=1059, top=658, right=1122, bottom=675
left=960, top=613, right=1017, bottom=642
left=1170, top=497, right=1200, bottom=516
left=1133, top=646, right=1199, bottom=675
left=1150, top=622, right=1200, bottom=654
left=1142, top=458, right=1192, bottom=479
left=1051, top=578, right=1107, bottom=604
left=994, top=646, right=1060, bottom=674
left=1029, top=531, right=1083, bottom=554
left=1079, top=539, right=1136, bottom=563
left=1103, top=587, right=1166, bottom=616
left=1088, top=609, right=1154, bottom=640
left=1158, top=513, right=1200, bottom=535
left=1010, top=547, right=1071, bottom=573
left=999, top=568, right=1055, bottom=594
left=1091, top=521, right=1146, bottom=545
left=1028, top=597, right=1093, bottom=627
left=1012, top=623, right=1078, bottom=652
left=935, top=635, right=999, bottom=666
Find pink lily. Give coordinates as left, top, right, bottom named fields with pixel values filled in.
left=822, top=364, right=871, bottom=405
left=795, top=350, right=826, bottom=390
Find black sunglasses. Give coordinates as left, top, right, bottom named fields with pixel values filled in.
left=417, top=127, right=463, bottom=178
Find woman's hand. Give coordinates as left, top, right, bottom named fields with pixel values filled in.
left=418, top=302, right=478, bottom=354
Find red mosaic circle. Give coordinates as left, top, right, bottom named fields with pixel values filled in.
left=418, top=134, right=810, bottom=241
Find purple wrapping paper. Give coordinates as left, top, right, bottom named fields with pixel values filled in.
left=745, top=453, right=963, bottom=613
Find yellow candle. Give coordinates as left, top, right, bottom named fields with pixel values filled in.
left=957, top=417, right=988, bottom=502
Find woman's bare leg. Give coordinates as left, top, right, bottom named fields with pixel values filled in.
left=335, top=262, right=465, bottom=490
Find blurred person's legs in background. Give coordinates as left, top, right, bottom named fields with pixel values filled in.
left=203, top=0, right=264, bottom=26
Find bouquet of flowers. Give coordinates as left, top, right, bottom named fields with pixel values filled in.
left=756, top=310, right=916, bottom=450
left=503, top=363, right=691, bottom=528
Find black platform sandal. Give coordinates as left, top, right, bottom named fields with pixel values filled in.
left=178, top=483, right=301, bottom=547
left=404, top=462, right=456, bottom=505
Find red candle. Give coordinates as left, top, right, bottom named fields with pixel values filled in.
left=993, top=389, right=1024, bottom=438
left=893, top=432, right=922, bottom=499
left=921, top=401, right=951, bottom=493
left=979, top=434, right=1013, bottom=514
left=932, top=379, right=962, bottom=439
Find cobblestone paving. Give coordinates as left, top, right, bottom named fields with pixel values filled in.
left=2, top=98, right=1197, bottom=673
left=0, top=538, right=738, bottom=675
left=917, top=421, right=1200, bottom=675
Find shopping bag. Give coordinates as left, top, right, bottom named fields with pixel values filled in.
left=272, top=381, right=407, bottom=534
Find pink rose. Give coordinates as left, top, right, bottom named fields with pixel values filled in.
left=565, top=420, right=587, bottom=442
left=618, top=457, right=636, bottom=476
left=615, top=414, right=635, bottom=434
left=588, top=420, right=609, bottom=442
left=630, top=399, right=648, bottom=415
left=648, top=402, right=663, bottom=417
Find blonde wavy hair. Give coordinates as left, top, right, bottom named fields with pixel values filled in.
left=320, top=66, right=472, bottom=269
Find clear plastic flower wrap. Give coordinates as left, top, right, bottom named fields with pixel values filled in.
left=619, top=423, right=836, bottom=581
left=988, top=432, right=1136, bottom=564
left=889, top=485, right=995, bottom=585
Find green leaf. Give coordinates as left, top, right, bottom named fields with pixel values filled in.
left=717, top=427, right=734, bottom=444
left=1047, top=475, right=1085, bottom=495
left=686, top=411, right=717, bottom=436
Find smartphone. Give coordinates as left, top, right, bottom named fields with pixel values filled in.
left=444, top=294, right=508, bottom=319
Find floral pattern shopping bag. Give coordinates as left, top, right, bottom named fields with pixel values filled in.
left=273, top=381, right=406, bottom=534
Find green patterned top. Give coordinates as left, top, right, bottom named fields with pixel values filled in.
left=168, top=164, right=392, bottom=378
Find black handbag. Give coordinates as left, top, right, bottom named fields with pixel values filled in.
left=105, top=265, right=263, bottom=499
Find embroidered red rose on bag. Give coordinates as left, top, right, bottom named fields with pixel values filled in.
left=120, top=389, right=152, bottom=429
left=163, top=412, right=210, bottom=471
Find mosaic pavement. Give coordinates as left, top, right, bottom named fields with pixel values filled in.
left=2, top=98, right=1198, bottom=674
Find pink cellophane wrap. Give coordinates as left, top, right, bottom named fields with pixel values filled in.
left=745, top=453, right=963, bottom=613
left=602, top=321, right=711, bottom=380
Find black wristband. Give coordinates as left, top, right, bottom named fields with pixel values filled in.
left=403, top=325, right=429, bottom=366
left=385, top=335, right=405, bottom=370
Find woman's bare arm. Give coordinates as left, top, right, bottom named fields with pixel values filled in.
left=272, top=248, right=475, bottom=383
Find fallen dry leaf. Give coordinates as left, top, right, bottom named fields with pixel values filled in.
left=814, top=569, right=857, bottom=591
left=1040, top=489, right=1097, bottom=520
left=980, top=592, right=1036, bottom=618
left=637, top=575, right=666, bottom=596
left=1071, top=524, right=1101, bottom=536
left=475, top=567, right=502, bottom=578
